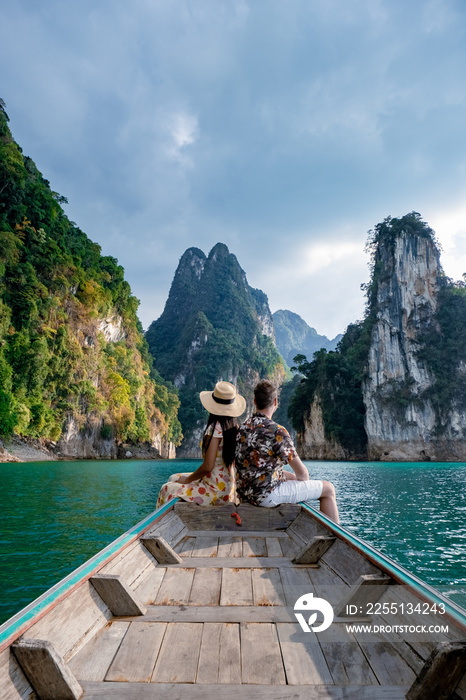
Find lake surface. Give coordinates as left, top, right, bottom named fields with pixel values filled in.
left=1, top=459, right=465, bottom=624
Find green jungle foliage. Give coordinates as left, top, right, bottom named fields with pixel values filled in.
left=146, top=244, right=285, bottom=441
left=288, top=212, right=439, bottom=455
left=417, top=280, right=466, bottom=433
left=0, top=101, right=181, bottom=446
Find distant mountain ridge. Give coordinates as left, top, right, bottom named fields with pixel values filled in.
left=273, top=309, right=342, bottom=367
left=146, top=243, right=285, bottom=456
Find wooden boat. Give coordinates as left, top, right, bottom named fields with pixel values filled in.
left=1, top=498, right=466, bottom=699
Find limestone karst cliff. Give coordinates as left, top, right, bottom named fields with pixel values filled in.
left=364, top=218, right=466, bottom=461
left=0, top=101, right=181, bottom=459
left=290, top=212, right=466, bottom=461
left=146, top=243, right=285, bottom=456
left=363, top=224, right=439, bottom=460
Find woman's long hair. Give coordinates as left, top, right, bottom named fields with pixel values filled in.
left=202, top=413, right=238, bottom=467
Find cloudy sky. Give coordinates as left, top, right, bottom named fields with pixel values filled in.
left=2, top=0, right=466, bottom=338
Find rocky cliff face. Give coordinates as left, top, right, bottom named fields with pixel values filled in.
left=363, top=230, right=466, bottom=461
left=292, top=212, right=466, bottom=461
left=297, top=395, right=349, bottom=460
left=55, top=313, right=177, bottom=460
left=0, top=102, right=181, bottom=459
left=146, top=242, right=285, bottom=456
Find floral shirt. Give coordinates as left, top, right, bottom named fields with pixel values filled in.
left=235, top=412, right=297, bottom=505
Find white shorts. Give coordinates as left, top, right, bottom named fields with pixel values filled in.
left=259, top=479, right=323, bottom=507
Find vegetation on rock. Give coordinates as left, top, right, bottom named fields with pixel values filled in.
left=146, top=243, right=285, bottom=447
left=288, top=212, right=449, bottom=457
left=0, top=100, right=181, bottom=447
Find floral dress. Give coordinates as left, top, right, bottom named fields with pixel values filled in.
left=156, top=422, right=237, bottom=508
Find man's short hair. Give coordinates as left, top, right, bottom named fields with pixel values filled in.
left=254, top=380, right=277, bottom=410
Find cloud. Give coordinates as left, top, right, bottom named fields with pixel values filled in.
left=429, top=203, right=466, bottom=282
left=2, top=0, right=466, bottom=340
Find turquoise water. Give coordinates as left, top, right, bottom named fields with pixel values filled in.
left=0, top=459, right=465, bottom=624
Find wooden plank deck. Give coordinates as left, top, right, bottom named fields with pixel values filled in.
left=6, top=502, right=463, bottom=700
left=62, top=526, right=466, bottom=699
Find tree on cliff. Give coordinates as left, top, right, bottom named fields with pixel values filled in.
left=0, top=100, right=181, bottom=447
left=145, top=243, right=285, bottom=453
left=288, top=212, right=460, bottom=460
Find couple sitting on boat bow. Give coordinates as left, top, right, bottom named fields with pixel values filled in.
left=156, top=380, right=339, bottom=523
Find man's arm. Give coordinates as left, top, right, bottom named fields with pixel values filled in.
left=283, top=470, right=297, bottom=480
left=288, top=454, right=309, bottom=481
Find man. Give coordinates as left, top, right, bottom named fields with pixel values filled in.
left=236, top=380, right=339, bottom=522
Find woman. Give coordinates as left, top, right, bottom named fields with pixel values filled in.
left=156, top=381, right=246, bottom=508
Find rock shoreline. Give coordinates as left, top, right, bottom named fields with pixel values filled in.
left=0, top=435, right=175, bottom=462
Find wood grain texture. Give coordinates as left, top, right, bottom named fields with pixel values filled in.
left=69, top=621, right=129, bottom=681
left=140, top=537, right=183, bottom=565
left=252, top=568, right=286, bottom=606
left=186, top=531, right=289, bottom=539
left=23, top=581, right=111, bottom=662
left=12, top=638, right=83, bottom=700
left=130, top=606, right=295, bottom=623
left=240, top=623, right=286, bottom=685
left=190, top=536, right=219, bottom=558
left=220, top=569, right=253, bottom=606
left=228, top=538, right=243, bottom=558
left=196, top=623, right=222, bottom=684
left=279, top=567, right=316, bottom=607
left=265, top=538, right=283, bottom=557
left=99, top=542, right=156, bottom=587
left=162, top=557, right=292, bottom=568
left=80, top=681, right=411, bottom=698
left=189, top=568, right=222, bottom=606
left=308, top=560, right=348, bottom=607
left=406, top=640, right=466, bottom=700
left=151, top=623, right=202, bottom=683
left=334, top=574, right=391, bottom=617
left=106, top=622, right=166, bottom=683
left=277, top=622, right=333, bottom=685
left=90, top=575, right=146, bottom=617
left=218, top=623, right=241, bottom=684
left=320, top=538, right=381, bottom=586
left=217, top=537, right=235, bottom=557
left=174, top=503, right=300, bottom=531
left=145, top=513, right=187, bottom=545
left=316, top=623, right=378, bottom=686
left=133, top=566, right=166, bottom=606
left=351, top=627, right=417, bottom=686
left=286, top=511, right=331, bottom=544
left=242, top=538, right=267, bottom=557
left=292, top=536, right=336, bottom=565
left=195, top=623, right=241, bottom=684
left=173, top=537, right=195, bottom=557
left=0, top=646, right=35, bottom=700
left=154, top=568, right=195, bottom=606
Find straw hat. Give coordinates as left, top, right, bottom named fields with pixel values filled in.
left=199, top=381, right=246, bottom=417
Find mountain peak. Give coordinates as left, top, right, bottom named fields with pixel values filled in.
left=208, top=242, right=231, bottom=259
left=146, top=243, right=284, bottom=454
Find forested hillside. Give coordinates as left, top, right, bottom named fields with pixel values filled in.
left=146, top=243, right=285, bottom=455
left=0, top=100, right=181, bottom=454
